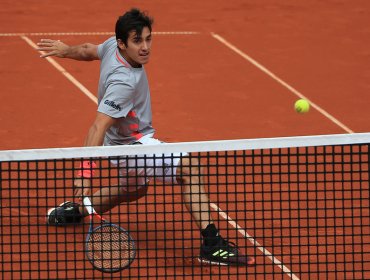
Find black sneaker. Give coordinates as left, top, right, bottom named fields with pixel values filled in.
left=47, top=201, right=83, bottom=226
left=198, top=236, right=255, bottom=266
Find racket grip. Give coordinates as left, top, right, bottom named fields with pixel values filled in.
left=83, top=197, right=96, bottom=215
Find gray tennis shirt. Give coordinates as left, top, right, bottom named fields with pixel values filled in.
left=97, top=37, right=155, bottom=145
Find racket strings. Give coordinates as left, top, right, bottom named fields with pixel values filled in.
left=86, top=224, right=135, bottom=271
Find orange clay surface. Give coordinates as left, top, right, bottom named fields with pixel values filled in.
left=0, top=0, right=369, bottom=279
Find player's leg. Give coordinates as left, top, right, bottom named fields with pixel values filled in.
left=47, top=162, right=149, bottom=225
left=176, top=155, right=255, bottom=266
left=91, top=185, right=148, bottom=212
left=175, top=156, right=212, bottom=229
left=46, top=186, right=148, bottom=225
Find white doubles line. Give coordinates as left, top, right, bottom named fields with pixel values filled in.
left=21, top=36, right=98, bottom=104
left=210, top=203, right=300, bottom=280
left=211, top=32, right=354, bottom=134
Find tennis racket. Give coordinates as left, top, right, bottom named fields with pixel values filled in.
left=83, top=196, right=136, bottom=273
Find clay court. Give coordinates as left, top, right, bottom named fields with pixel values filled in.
left=0, top=1, right=369, bottom=279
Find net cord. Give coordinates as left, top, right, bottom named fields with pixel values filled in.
left=0, top=132, right=370, bottom=161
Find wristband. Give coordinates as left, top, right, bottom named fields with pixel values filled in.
left=77, top=161, right=97, bottom=178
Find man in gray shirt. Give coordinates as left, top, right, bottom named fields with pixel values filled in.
left=38, top=8, right=254, bottom=267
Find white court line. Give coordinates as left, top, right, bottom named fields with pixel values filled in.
left=211, top=32, right=354, bottom=134
left=1, top=31, right=200, bottom=37
left=20, top=32, right=298, bottom=277
left=21, top=36, right=98, bottom=104
left=210, top=203, right=300, bottom=280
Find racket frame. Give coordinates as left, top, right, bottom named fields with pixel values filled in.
left=83, top=197, right=136, bottom=273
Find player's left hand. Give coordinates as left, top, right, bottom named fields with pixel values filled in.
left=36, top=39, right=69, bottom=58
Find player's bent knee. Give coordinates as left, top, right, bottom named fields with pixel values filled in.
left=118, top=184, right=149, bottom=202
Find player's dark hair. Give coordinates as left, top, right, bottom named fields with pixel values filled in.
left=115, top=8, right=153, bottom=46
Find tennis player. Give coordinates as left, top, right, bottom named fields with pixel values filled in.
left=38, top=8, right=254, bottom=266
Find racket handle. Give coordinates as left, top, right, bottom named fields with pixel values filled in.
left=83, top=197, right=96, bottom=215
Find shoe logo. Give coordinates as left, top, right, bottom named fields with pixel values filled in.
left=104, top=100, right=122, bottom=111
left=212, top=250, right=235, bottom=259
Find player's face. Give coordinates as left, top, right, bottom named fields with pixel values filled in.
left=119, top=27, right=152, bottom=67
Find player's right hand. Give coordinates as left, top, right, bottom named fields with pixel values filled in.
left=74, top=178, right=92, bottom=202
left=36, top=39, right=69, bottom=58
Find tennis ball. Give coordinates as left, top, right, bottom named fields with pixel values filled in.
left=294, top=99, right=310, bottom=113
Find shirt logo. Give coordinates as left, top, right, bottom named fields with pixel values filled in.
left=104, top=100, right=121, bottom=111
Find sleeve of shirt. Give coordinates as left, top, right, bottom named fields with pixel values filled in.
left=97, top=36, right=116, bottom=60
left=97, top=77, right=135, bottom=118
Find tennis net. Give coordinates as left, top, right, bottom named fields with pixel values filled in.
left=0, top=133, right=369, bottom=279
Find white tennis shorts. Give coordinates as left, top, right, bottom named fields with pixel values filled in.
left=111, top=134, right=186, bottom=190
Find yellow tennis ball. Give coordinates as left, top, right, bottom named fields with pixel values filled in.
left=294, top=99, right=310, bottom=113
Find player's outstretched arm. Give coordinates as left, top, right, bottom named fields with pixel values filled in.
left=74, top=112, right=117, bottom=200
left=37, top=39, right=99, bottom=61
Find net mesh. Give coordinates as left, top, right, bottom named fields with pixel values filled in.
left=0, top=133, right=369, bottom=279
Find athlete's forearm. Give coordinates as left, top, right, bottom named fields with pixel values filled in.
left=64, top=43, right=99, bottom=61
left=37, top=39, right=99, bottom=61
